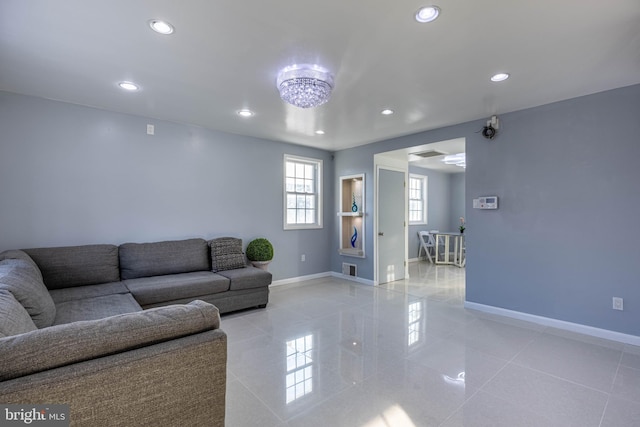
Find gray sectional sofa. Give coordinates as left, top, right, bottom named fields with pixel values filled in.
left=0, top=237, right=272, bottom=426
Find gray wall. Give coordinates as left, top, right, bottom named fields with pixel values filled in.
left=3, top=84, right=639, bottom=336
left=0, top=91, right=333, bottom=281
left=466, top=85, right=640, bottom=336
left=333, top=84, right=640, bottom=336
left=330, top=147, right=374, bottom=279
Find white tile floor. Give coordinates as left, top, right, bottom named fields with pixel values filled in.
left=222, top=261, right=640, bottom=426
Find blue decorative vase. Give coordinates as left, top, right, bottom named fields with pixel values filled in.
left=350, top=226, right=358, bottom=248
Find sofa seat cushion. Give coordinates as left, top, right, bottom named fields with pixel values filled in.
left=119, top=239, right=210, bottom=280
left=217, top=266, right=272, bottom=291
left=123, top=271, right=230, bottom=306
left=49, top=281, right=130, bottom=304
left=53, top=293, right=142, bottom=325
left=0, top=290, right=37, bottom=337
left=0, top=259, right=56, bottom=328
left=23, top=244, right=120, bottom=289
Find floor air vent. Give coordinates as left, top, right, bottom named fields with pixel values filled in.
left=342, top=262, right=357, bottom=277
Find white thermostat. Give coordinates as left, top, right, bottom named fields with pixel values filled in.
left=473, top=196, right=498, bottom=209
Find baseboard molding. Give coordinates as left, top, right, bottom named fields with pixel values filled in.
left=330, top=271, right=376, bottom=286
left=271, top=271, right=376, bottom=287
left=271, top=272, right=332, bottom=287
left=465, top=301, right=640, bottom=346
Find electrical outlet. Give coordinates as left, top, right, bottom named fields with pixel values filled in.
left=301, top=254, right=306, bottom=262
left=146, top=124, right=154, bottom=135
left=613, top=297, right=624, bottom=311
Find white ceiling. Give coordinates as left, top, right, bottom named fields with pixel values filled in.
left=380, top=138, right=466, bottom=173
left=1, top=1, right=639, bottom=152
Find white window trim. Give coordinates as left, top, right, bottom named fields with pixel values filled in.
left=283, top=154, right=323, bottom=230
left=409, top=173, right=428, bottom=225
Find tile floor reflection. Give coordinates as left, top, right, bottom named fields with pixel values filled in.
left=223, top=261, right=640, bottom=426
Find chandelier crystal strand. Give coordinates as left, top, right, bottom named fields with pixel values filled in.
left=277, top=65, right=334, bottom=109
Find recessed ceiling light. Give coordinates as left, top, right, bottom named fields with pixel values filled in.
left=148, top=19, right=174, bottom=35
left=415, top=6, right=441, bottom=23
left=237, top=109, right=254, bottom=117
left=315, top=130, right=325, bottom=135
left=118, top=81, right=139, bottom=91
left=381, top=109, right=394, bottom=115
left=491, top=73, right=510, bottom=82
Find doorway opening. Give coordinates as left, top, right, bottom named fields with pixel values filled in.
left=374, top=138, right=466, bottom=291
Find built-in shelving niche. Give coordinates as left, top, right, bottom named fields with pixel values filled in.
left=338, top=174, right=365, bottom=258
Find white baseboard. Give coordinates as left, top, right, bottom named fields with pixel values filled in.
left=271, top=271, right=376, bottom=287
left=330, top=271, right=376, bottom=286
left=271, top=272, right=332, bottom=287
left=465, top=301, right=640, bottom=347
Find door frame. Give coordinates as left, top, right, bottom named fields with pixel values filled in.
left=373, top=156, right=409, bottom=285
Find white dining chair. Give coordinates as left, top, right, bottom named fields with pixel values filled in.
left=417, top=231, right=435, bottom=263
left=429, top=230, right=445, bottom=261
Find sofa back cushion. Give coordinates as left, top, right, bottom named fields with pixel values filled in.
left=119, top=238, right=210, bottom=280
left=0, top=289, right=38, bottom=337
left=209, top=237, right=246, bottom=272
left=24, top=245, right=120, bottom=290
left=0, top=259, right=56, bottom=328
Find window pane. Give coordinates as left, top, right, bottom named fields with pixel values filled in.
left=296, top=210, right=306, bottom=224
left=304, top=178, right=313, bottom=193
left=297, top=195, right=306, bottom=209
left=287, top=209, right=296, bottom=224
left=286, top=162, right=295, bottom=177
left=295, top=163, right=304, bottom=177
left=286, top=177, right=295, bottom=192
left=305, top=164, right=314, bottom=179
left=295, top=178, right=305, bottom=192
left=305, top=195, right=315, bottom=209
left=306, top=210, right=315, bottom=224
left=287, top=194, right=296, bottom=208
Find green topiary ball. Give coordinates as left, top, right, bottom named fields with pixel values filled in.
left=246, top=238, right=274, bottom=262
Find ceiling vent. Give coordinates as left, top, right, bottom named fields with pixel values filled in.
left=410, top=150, right=446, bottom=158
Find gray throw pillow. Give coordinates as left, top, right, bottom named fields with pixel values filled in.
left=0, top=259, right=56, bottom=328
left=0, top=289, right=38, bottom=337
left=0, top=250, right=43, bottom=282
left=209, top=237, right=246, bottom=272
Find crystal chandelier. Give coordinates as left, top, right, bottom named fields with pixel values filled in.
left=276, top=64, right=334, bottom=109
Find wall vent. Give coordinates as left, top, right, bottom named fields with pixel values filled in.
left=342, top=262, right=357, bottom=277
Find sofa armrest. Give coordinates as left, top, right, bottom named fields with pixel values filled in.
left=0, top=300, right=220, bottom=381
left=0, top=329, right=227, bottom=426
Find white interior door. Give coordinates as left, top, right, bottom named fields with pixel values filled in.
left=377, top=168, right=406, bottom=284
